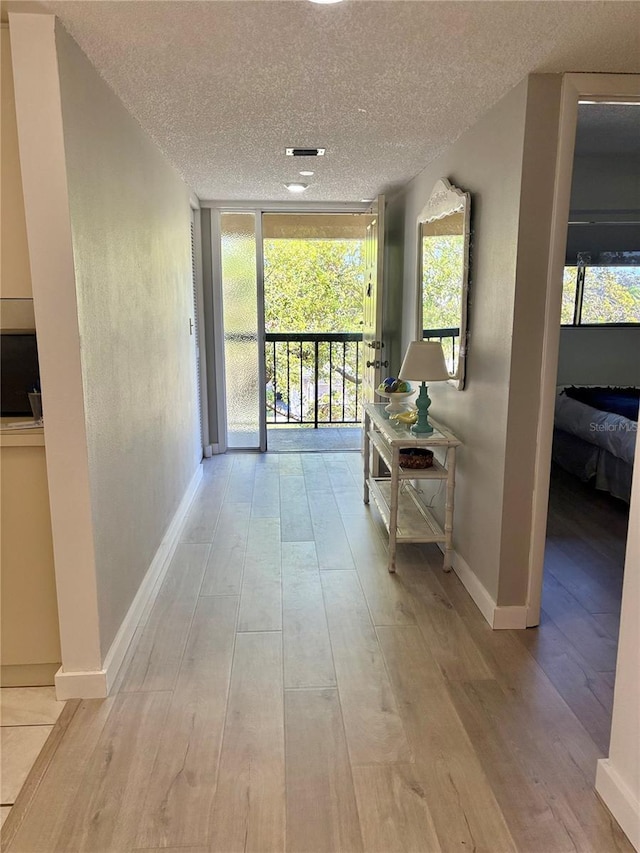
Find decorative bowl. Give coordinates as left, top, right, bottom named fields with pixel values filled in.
left=399, top=448, right=434, bottom=469
left=375, top=389, right=415, bottom=414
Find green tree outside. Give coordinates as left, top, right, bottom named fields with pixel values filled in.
left=421, top=234, right=464, bottom=372
left=263, top=239, right=365, bottom=423
left=263, top=239, right=364, bottom=332
left=562, top=265, right=639, bottom=324
left=582, top=267, right=640, bottom=323
left=422, top=235, right=464, bottom=332
left=561, top=268, right=577, bottom=324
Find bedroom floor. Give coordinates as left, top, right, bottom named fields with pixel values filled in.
left=522, top=463, right=629, bottom=754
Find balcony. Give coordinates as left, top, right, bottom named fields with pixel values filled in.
left=264, top=328, right=458, bottom=451
left=265, top=332, right=363, bottom=426
left=265, top=332, right=362, bottom=451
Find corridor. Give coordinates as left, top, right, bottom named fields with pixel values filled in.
left=3, top=452, right=632, bottom=853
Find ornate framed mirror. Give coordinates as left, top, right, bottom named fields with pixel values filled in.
left=416, top=178, right=471, bottom=390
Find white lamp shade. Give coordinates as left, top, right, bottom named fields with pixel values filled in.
left=398, top=341, right=450, bottom=382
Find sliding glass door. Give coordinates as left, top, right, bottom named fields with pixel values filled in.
left=212, top=206, right=372, bottom=453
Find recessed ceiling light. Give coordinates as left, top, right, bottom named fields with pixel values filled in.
left=285, top=148, right=325, bottom=157
left=285, top=182, right=308, bottom=193
left=308, top=0, right=344, bottom=4
left=299, top=170, right=315, bottom=177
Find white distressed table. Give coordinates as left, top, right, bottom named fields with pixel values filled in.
left=363, top=402, right=462, bottom=572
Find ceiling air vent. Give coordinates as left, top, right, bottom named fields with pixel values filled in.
left=285, top=148, right=326, bottom=157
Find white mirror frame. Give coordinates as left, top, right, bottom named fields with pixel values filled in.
left=416, top=178, right=471, bottom=390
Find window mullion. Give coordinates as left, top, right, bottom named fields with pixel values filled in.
left=574, top=252, right=590, bottom=325
left=574, top=265, right=586, bottom=325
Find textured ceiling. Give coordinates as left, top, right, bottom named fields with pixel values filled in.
left=37, top=0, right=640, bottom=201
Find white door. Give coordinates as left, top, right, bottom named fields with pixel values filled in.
left=362, top=195, right=387, bottom=404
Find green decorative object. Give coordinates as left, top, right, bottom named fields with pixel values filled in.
left=398, top=341, right=450, bottom=435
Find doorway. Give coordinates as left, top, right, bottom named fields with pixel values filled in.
left=528, top=84, right=639, bottom=753
left=214, top=207, right=381, bottom=453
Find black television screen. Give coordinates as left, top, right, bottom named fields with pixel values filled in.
left=1, top=333, right=40, bottom=416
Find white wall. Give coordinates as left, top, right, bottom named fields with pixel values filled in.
left=396, top=81, right=526, bottom=604
left=10, top=13, right=202, bottom=692
left=558, top=327, right=640, bottom=386
left=9, top=13, right=103, bottom=683
left=395, top=76, right=562, bottom=609
left=54, top=23, right=201, bottom=657
left=499, top=76, right=564, bottom=607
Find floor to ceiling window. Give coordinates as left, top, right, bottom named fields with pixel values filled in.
left=219, top=212, right=264, bottom=450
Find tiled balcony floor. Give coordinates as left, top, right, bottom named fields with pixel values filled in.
left=266, top=425, right=361, bottom=452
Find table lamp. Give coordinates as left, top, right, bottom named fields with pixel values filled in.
left=398, top=341, right=450, bottom=434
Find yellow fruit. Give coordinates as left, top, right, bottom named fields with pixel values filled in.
left=392, top=410, right=418, bottom=425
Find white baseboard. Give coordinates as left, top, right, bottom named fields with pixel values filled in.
left=450, top=550, right=495, bottom=627
left=596, top=759, right=640, bottom=851
left=492, top=604, right=529, bottom=630
left=450, top=551, right=528, bottom=630
left=55, top=464, right=203, bottom=700
left=526, top=604, right=542, bottom=628
left=55, top=667, right=108, bottom=700
left=102, top=463, right=203, bottom=692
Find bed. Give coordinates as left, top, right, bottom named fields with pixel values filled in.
left=553, top=386, right=638, bottom=503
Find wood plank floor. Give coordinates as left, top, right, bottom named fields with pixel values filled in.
left=3, top=453, right=632, bottom=853
left=521, top=465, right=628, bottom=755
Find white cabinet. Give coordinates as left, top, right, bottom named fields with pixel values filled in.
left=363, top=403, right=461, bottom=572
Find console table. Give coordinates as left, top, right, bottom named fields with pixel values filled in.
left=363, top=402, right=461, bottom=573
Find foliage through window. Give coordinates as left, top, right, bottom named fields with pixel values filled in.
left=263, top=239, right=364, bottom=424
left=561, top=265, right=640, bottom=325
left=263, top=239, right=363, bottom=333
left=421, top=233, right=463, bottom=371
left=422, top=234, right=464, bottom=332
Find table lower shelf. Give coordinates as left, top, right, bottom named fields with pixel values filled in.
left=367, top=478, right=446, bottom=543
left=367, top=429, right=449, bottom=480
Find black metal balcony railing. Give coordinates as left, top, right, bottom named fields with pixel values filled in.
left=423, top=326, right=460, bottom=372
left=262, top=328, right=458, bottom=429
left=265, top=332, right=362, bottom=427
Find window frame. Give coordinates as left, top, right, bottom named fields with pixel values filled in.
left=561, top=256, right=640, bottom=327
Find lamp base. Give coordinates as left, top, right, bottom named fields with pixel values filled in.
left=410, top=382, right=434, bottom=434
left=411, top=422, right=434, bottom=435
